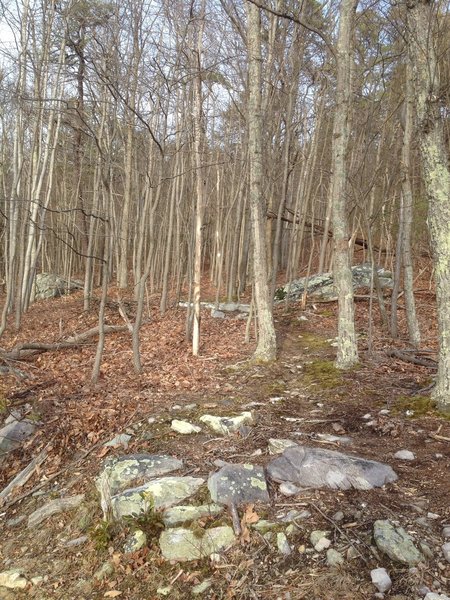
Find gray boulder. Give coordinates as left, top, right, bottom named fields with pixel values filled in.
left=373, top=520, right=424, bottom=565
left=208, top=464, right=269, bottom=505
left=34, top=273, right=82, bottom=301
left=266, top=445, right=397, bottom=490
left=275, top=264, right=393, bottom=303
left=162, top=504, right=223, bottom=527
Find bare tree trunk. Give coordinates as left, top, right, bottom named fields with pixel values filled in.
left=407, top=0, right=450, bottom=411
left=331, top=0, right=359, bottom=369
left=247, top=0, right=276, bottom=362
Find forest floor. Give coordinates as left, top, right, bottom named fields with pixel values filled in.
left=0, top=275, right=449, bottom=599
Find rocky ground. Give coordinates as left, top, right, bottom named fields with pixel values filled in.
left=0, top=283, right=449, bottom=599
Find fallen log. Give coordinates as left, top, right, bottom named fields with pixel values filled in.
left=0, top=448, right=48, bottom=505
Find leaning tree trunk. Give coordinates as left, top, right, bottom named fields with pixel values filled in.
left=330, top=0, right=359, bottom=368
left=246, top=0, right=277, bottom=362
left=407, top=0, right=450, bottom=412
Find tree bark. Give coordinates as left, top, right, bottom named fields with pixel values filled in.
left=407, top=0, right=450, bottom=412
left=247, top=0, right=277, bottom=362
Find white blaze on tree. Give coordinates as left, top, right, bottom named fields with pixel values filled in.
left=246, top=0, right=277, bottom=362
left=407, top=0, right=450, bottom=412
left=330, top=0, right=359, bottom=369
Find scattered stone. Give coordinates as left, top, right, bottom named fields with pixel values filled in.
left=442, top=542, right=450, bottom=563
left=208, top=463, right=269, bottom=506
left=420, top=542, right=434, bottom=559
left=279, top=482, right=300, bottom=497
left=0, top=569, right=28, bottom=589
left=111, top=476, right=205, bottom=518
left=316, top=433, right=352, bottom=445
left=347, top=546, right=359, bottom=560
left=267, top=445, right=397, bottom=490
left=211, top=310, right=225, bottom=318
left=379, top=409, right=390, bottom=415
left=251, top=449, right=263, bottom=456
left=97, top=454, right=183, bottom=513
left=332, top=511, right=345, bottom=522
left=371, top=568, right=392, bottom=593
left=172, top=405, right=182, bottom=411
left=418, top=585, right=432, bottom=596
left=279, top=509, right=311, bottom=522
left=315, top=537, right=331, bottom=552
left=185, top=403, right=197, bottom=410
left=326, top=548, right=344, bottom=567
left=268, top=438, right=297, bottom=455
left=159, top=526, right=235, bottom=561
left=104, top=434, right=132, bottom=449
left=156, top=587, right=172, bottom=596
left=362, top=413, right=372, bottom=420
left=310, top=530, right=330, bottom=547
left=147, top=417, right=157, bottom=425
left=30, top=576, right=44, bottom=586
left=373, top=520, right=424, bottom=565
left=192, top=580, right=213, bottom=595
left=252, top=520, right=278, bottom=534
left=277, top=532, right=292, bottom=556
left=162, top=504, right=223, bottom=527
left=93, top=561, right=114, bottom=581
left=170, top=420, right=201, bottom=434
left=27, top=494, right=85, bottom=528
left=424, top=594, right=450, bottom=600
left=0, top=420, right=36, bottom=459
left=200, top=412, right=254, bottom=435
left=428, top=512, right=440, bottom=520
left=213, top=459, right=228, bottom=468
left=394, top=450, right=415, bottom=461
left=64, top=536, right=88, bottom=548
left=123, top=529, right=147, bottom=553
left=442, top=526, right=450, bottom=539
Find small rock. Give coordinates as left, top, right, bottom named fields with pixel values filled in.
left=0, top=569, right=28, bottom=589
left=427, top=512, right=440, bottom=520
left=362, top=413, right=372, bottom=420
left=170, top=420, right=201, bottom=434
left=104, top=433, right=132, bottom=449
left=277, top=532, right=292, bottom=556
left=279, top=482, right=300, bottom=497
left=347, top=546, right=359, bottom=560
left=315, top=537, right=331, bottom=552
left=373, top=520, right=424, bottom=565
left=123, top=529, right=147, bottom=553
left=332, top=511, right=345, bottom=522
left=424, top=594, right=450, bottom=600
left=30, top=576, right=44, bottom=586
left=185, top=403, right=197, bottom=410
left=64, top=536, right=88, bottom=548
left=162, top=504, right=223, bottom=527
left=418, top=585, right=432, bottom=596
left=147, top=417, right=157, bottom=425
left=420, top=542, right=434, bottom=559
left=156, top=587, right=172, bottom=596
left=211, top=310, right=225, bottom=318
left=93, top=561, right=114, bottom=581
left=310, top=530, right=330, bottom=547
left=192, top=580, right=213, bottom=595
left=268, top=438, right=297, bottom=455
left=279, top=509, right=311, bottom=523
left=379, top=409, right=390, bottom=415
left=252, top=520, right=278, bottom=534
left=213, top=459, right=228, bottom=468
left=316, top=433, right=352, bottom=445
left=172, top=404, right=182, bottom=411
left=200, top=412, right=254, bottom=435
left=442, top=542, right=450, bottom=563
left=371, top=567, right=392, bottom=593
left=442, top=526, right=450, bottom=539
left=251, top=448, right=263, bottom=456
left=208, top=463, right=269, bottom=505
left=159, top=526, right=235, bottom=561
left=326, top=548, right=344, bottom=567
left=394, top=450, right=415, bottom=461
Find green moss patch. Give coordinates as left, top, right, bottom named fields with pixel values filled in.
left=302, top=360, right=344, bottom=389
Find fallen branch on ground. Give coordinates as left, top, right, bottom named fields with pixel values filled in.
left=387, top=349, right=437, bottom=369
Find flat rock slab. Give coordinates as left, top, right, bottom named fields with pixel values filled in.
left=266, top=445, right=397, bottom=490
left=0, top=420, right=36, bottom=457
left=373, top=520, right=424, bottom=565
left=171, top=420, right=201, bottom=435
left=200, top=412, right=254, bottom=435
left=111, top=476, right=205, bottom=519
left=162, top=504, right=223, bottom=527
left=208, top=463, right=269, bottom=505
left=97, top=454, right=183, bottom=496
left=28, top=494, right=85, bottom=528
left=159, top=526, right=235, bottom=561
left=0, top=569, right=28, bottom=589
